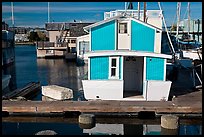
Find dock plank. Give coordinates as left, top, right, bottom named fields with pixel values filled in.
left=2, top=90, right=202, bottom=115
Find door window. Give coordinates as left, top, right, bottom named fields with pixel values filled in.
left=119, top=23, right=127, bottom=34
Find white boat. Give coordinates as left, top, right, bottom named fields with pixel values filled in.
left=2, top=74, right=11, bottom=90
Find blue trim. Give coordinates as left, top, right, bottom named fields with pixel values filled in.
left=119, top=56, right=122, bottom=80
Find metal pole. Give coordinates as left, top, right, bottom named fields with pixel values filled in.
left=176, top=2, right=181, bottom=40
left=138, top=2, right=140, bottom=20
left=192, top=68, right=195, bottom=87
left=187, top=2, right=190, bottom=37
left=48, top=2, right=50, bottom=23
left=125, top=2, right=127, bottom=11
left=197, top=19, right=200, bottom=42
left=158, top=2, right=176, bottom=57
left=11, top=2, right=14, bottom=27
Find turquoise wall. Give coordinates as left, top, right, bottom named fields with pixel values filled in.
left=146, top=57, right=165, bottom=80
left=91, top=21, right=115, bottom=51
left=90, top=56, right=109, bottom=80
left=119, top=56, right=122, bottom=80
left=131, top=20, right=155, bottom=52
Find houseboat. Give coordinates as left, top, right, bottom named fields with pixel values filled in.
left=81, top=13, right=172, bottom=101
left=76, top=8, right=164, bottom=64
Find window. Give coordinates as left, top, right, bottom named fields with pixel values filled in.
left=46, top=50, right=53, bottom=54
left=71, top=40, right=76, bottom=43
left=119, top=23, right=127, bottom=34
left=109, top=57, right=119, bottom=79
left=79, top=41, right=89, bottom=55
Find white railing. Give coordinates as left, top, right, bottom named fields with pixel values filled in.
left=104, top=10, right=162, bottom=20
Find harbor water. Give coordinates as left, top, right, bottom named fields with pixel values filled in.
left=2, top=45, right=87, bottom=101
left=2, top=45, right=202, bottom=135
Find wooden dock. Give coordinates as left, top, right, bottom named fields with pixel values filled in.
left=2, top=89, right=202, bottom=117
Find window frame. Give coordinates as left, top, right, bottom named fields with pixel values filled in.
left=118, top=23, right=128, bottom=34
left=109, top=56, right=120, bottom=79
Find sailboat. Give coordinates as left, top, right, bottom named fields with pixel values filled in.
left=176, top=2, right=202, bottom=61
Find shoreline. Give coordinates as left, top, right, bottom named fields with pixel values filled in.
left=15, top=42, right=36, bottom=46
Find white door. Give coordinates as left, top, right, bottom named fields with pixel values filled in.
left=118, top=21, right=130, bottom=50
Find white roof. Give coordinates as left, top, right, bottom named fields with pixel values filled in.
left=84, top=50, right=172, bottom=59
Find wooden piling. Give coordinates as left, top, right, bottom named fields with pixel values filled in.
left=78, top=114, right=95, bottom=129
left=161, top=115, right=179, bottom=129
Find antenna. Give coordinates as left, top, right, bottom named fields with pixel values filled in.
left=48, top=2, right=50, bottom=23
left=11, top=2, right=14, bottom=27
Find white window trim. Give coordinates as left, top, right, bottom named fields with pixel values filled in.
left=109, top=56, right=120, bottom=79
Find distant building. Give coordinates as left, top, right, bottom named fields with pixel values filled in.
left=9, top=27, right=28, bottom=34
left=15, top=34, right=29, bottom=42
left=179, top=19, right=202, bottom=33
left=45, top=22, right=93, bottom=43
left=36, top=22, right=93, bottom=59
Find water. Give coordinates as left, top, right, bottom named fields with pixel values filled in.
left=2, top=45, right=202, bottom=135
left=3, top=45, right=87, bottom=101
left=2, top=117, right=202, bottom=135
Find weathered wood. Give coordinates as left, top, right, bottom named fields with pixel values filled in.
left=2, top=100, right=201, bottom=114
left=2, top=82, right=41, bottom=100
left=2, top=90, right=202, bottom=115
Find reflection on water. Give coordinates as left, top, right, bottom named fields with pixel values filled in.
left=36, top=59, right=87, bottom=101
left=2, top=117, right=202, bottom=135
left=3, top=45, right=87, bottom=101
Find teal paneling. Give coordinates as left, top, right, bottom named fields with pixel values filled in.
left=146, top=57, right=164, bottom=80
left=91, top=21, right=115, bottom=51
left=119, top=56, right=122, bottom=80
left=131, top=20, right=155, bottom=52
left=90, top=57, right=109, bottom=80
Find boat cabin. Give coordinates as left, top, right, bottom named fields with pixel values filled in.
left=82, top=14, right=172, bottom=101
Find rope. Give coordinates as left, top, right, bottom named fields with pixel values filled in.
left=158, top=2, right=176, bottom=59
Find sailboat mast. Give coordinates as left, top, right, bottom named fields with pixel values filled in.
left=138, top=2, right=140, bottom=20
left=187, top=2, right=190, bottom=37
left=48, top=2, right=50, bottom=23
left=11, top=2, right=14, bottom=27
left=176, top=2, right=181, bottom=40
left=143, top=2, right=146, bottom=22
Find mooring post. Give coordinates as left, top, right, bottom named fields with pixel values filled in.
left=78, top=114, right=95, bottom=129
left=161, top=115, right=179, bottom=135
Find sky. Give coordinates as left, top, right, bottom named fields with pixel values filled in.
left=2, top=2, right=202, bottom=28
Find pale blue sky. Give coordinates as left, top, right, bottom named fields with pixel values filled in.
left=2, top=2, right=202, bottom=28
